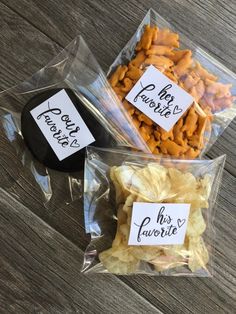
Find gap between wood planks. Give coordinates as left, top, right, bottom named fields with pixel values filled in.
left=0, top=3, right=235, bottom=312
left=0, top=0, right=235, bottom=177
left=0, top=188, right=161, bottom=314
left=0, top=0, right=235, bottom=241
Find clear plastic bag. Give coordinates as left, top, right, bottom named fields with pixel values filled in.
left=0, top=36, right=147, bottom=210
left=82, top=146, right=225, bottom=276
left=107, top=8, right=236, bottom=158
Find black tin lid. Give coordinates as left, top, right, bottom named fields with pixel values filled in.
left=21, top=88, right=115, bottom=172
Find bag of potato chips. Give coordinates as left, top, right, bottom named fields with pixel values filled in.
left=82, top=146, right=225, bottom=276
left=107, top=8, right=236, bottom=158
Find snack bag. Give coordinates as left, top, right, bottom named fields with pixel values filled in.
left=82, top=146, right=225, bottom=276
left=107, top=8, right=236, bottom=158
left=0, top=36, right=146, bottom=210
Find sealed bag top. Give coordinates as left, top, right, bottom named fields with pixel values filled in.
left=108, top=8, right=236, bottom=159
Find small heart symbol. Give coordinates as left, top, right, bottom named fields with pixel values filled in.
left=177, top=218, right=186, bottom=228
left=70, top=139, right=80, bottom=148
left=173, top=105, right=183, bottom=115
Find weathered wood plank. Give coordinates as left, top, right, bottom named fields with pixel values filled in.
left=0, top=1, right=235, bottom=313
left=0, top=188, right=160, bottom=314
left=2, top=0, right=235, bottom=71
left=1, top=0, right=236, bottom=175
left=0, top=2, right=61, bottom=90
left=207, top=119, right=236, bottom=176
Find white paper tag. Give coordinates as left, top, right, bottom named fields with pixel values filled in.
left=125, top=65, right=194, bottom=131
left=128, top=202, right=190, bottom=246
left=30, top=89, right=95, bottom=161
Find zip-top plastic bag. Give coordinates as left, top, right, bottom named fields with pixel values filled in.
left=0, top=36, right=147, bottom=210
left=107, top=8, right=236, bottom=159
left=83, top=146, right=225, bottom=276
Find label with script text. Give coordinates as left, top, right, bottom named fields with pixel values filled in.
left=125, top=65, right=194, bottom=131
left=30, top=89, right=95, bottom=161
left=128, top=202, right=190, bottom=246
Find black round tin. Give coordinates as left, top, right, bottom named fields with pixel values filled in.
left=21, top=88, right=115, bottom=172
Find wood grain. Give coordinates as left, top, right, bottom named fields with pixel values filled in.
left=0, top=2, right=61, bottom=90
left=1, top=0, right=236, bottom=175
left=0, top=0, right=235, bottom=313
left=0, top=189, right=160, bottom=314
left=2, top=0, right=235, bottom=72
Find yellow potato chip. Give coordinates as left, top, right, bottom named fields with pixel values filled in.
left=162, top=243, right=189, bottom=259
left=130, top=245, right=163, bottom=262
left=167, top=182, right=209, bottom=210
left=119, top=223, right=130, bottom=242
left=168, top=168, right=197, bottom=196
left=110, top=165, right=138, bottom=204
left=130, top=164, right=171, bottom=202
left=116, top=204, right=127, bottom=223
left=99, top=248, right=139, bottom=274
left=188, top=236, right=209, bottom=272
left=112, top=230, right=122, bottom=247
left=114, top=165, right=138, bottom=190
left=147, top=163, right=168, bottom=177
left=186, top=208, right=206, bottom=237
left=151, top=254, right=187, bottom=272
left=111, top=245, right=137, bottom=263
left=197, top=174, right=212, bottom=201
left=123, top=194, right=136, bottom=214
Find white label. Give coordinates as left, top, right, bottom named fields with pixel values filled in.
left=125, top=65, right=194, bottom=131
left=30, top=89, right=95, bottom=161
left=128, top=202, right=190, bottom=246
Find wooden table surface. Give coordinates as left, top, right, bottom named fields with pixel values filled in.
left=0, top=1, right=235, bottom=313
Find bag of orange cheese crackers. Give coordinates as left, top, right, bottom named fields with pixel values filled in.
left=107, top=9, right=236, bottom=158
